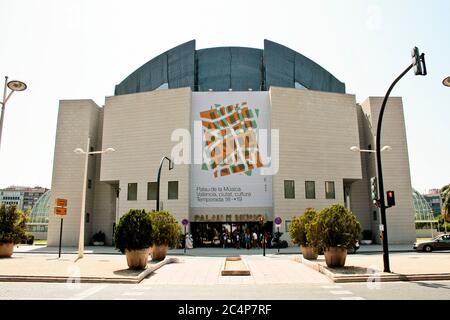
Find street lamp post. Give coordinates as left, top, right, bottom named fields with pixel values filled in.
left=0, top=76, right=27, bottom=151
left=440, top=77, right=449, bottom=233
left=74, top=138, right=115, bottom=258
left=156, top=156, right=174, bottom=211
left=372, top=47, right=426, bottom=273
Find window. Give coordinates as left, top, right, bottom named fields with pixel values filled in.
left=88, top=179, right=92, bottom=189
left=305, top=181, right=315, bottom=199
left=127, top=183, right=137, bottom=201
left=147, top=182, right=157, bottom=200
left=373, top=211, right=377, bottom=221
left=168, top=181, right=178, bottom=200
left=284, top=180, right=295, bottom=199
left=85, top=213, right=90, bottom=223
left=325, top=181, right=335, bottom=199
left=285, top=220, right=292, bottom=233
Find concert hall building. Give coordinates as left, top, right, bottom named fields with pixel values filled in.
left=47, top=40, right=415, bottom=246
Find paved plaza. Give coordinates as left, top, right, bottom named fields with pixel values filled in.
left=2, top=244, right=450, bottom=285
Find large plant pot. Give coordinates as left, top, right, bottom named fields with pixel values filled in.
left=125, top=248, right=150, bottom=269
left=324, top=247, right=347, bottom=267
left=300, top=245, right=318, bottom=260
left=0, top=243, right=15, bottom=258
left=151, top=245, right=168, bottom=261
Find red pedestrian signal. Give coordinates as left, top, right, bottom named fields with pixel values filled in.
left=386, top=190, right=395, bottom=207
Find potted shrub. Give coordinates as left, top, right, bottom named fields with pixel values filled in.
left=0, top=204, right=28, bottom=258
left=288, top=208, right=319, bottom=259
left=307, top=204, right=361, bottom=267
left=149, top=211, right=181, bottom=261
left=361, top=230, right=373, bottom=245
left=114, top=209, right=152, bottom=269
left=92, top=231, right=106, bottom=246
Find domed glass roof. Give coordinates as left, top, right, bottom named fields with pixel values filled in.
left=412, top=189, right=434, bottom=222
left=29, top=190, right=51, bottom=225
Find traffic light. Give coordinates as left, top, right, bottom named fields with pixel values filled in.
left=386, top=190, right=396, bottom=207
left=370, top=177, right=378, bottom=204
left=411, top=46, right=427, bottom=76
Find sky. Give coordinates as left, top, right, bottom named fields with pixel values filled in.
left=0, top=0, right=449, bottom=194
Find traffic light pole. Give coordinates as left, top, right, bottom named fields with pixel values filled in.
left=376, top=62, right=414, bottom=273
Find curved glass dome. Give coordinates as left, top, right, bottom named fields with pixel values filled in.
left=412, top=189, right=434, bottom=222
left=28, top=190, right=51, bottom=232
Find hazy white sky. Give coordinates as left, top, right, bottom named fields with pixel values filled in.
left=0, top=0, right=449, bottom=193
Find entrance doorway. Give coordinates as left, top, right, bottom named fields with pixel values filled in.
left=191, top=221, right=273, bottom=248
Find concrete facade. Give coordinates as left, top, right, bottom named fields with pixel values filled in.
left=48, top=100, right=102, bottom=245
left=48, top=87, right=416, bottom=246
left=270, top=87, right=362, bottom=237
left=360, top=97, right=416, bottom=243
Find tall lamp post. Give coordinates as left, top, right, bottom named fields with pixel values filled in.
left=369, top=47, right=427, bottom=273
left=0, top=76, right=27, bottom=151
left=156, top=156, right=174, bottom=211
left=74, top=138, right=115, bottom=258
left=443, top=77, right=450, bottom=234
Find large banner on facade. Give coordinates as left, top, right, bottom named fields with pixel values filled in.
left=191, top=92, right=272, bottom=208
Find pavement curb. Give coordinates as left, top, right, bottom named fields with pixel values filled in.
left=0, top=257, right=178, bottom=284
left=300, top=257, right=450, bottom=283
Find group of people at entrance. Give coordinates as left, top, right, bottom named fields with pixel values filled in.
left=221, top=230, right=270, bottom=249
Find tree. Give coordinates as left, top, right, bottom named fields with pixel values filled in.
left=441, top=184, right=450, bottom=222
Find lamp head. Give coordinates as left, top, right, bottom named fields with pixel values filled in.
left=74, top=148, right=84, bottom=154
left=443, top=77, right=450, bottom=87
left=7, top=80, right=27, bottom=92
left=381, top=146, right=392, bottom=152
left=350, top=146, right=360, bottom=152
left=105, top=148, right=115, bottom=153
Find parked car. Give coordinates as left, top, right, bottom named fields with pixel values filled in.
left=414, top=234, right=450, bottom=252
left=317, top=241, right=360, bottom=255
left=347, top=241, right=360, bottom=254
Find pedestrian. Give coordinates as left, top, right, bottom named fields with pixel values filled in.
left=185, top=233, right=193, bottom=249
left=222, top=232, right=228, bottom=248
left=245, top=233, right=251, bottom=249
left=252, top=231, right=258, bottom=248
left=235, top=234, right=240, bottom=249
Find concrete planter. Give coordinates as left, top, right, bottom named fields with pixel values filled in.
left=151, top=245, right=168, bottom=261
left=324, top=247, right=347, bottom=267
left=93, top=241, right=104, bottom=246
left=0, top=243, right=15, bottom=258
left=360, top=240, right=372, bottom=245
left=125, top=248, right=150, bottom=269
left=300, top=245, right=318, bottom=260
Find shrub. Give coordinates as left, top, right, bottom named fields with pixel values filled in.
left=278, top=240, right=289, bottom=248
left=93, top=231, right=106, bottom=243
left=288, top=208, right=318, bottom=246
left=113, top=209, right=152, bottom=254
left=26, top=234, right=34, bottom=245
left=307, top=204, right=361, bottom=250
left=149, top=211, right=181, bottom=248
left=0, top=204, right=28, bottom=244
left=271, top=231, right=283, bottom=248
